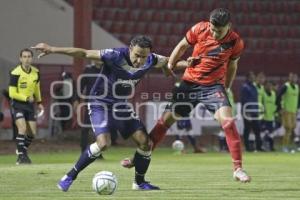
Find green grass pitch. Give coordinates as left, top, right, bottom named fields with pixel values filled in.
left=1, top=148, right=300, bottom=200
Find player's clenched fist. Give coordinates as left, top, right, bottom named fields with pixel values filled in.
left=187, top=56, right=201, bottom=67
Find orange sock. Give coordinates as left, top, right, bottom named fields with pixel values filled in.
left=221, top=118, right=242, bottom=170
left=149, top=118, right=170, bottom=150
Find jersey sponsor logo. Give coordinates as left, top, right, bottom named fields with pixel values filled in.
left=116, top=78, right=140, bottom=85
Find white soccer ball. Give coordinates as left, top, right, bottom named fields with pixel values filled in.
left=92, top=171, right=117, bottom=195
left=172, top=140, right=185, bottom=151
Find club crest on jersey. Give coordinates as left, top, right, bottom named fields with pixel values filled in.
left=20, top=82, right=27, bottom=88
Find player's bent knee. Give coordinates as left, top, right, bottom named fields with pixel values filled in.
left=95, top=134, right=110, bottom=151
left=137, top=136, right=151, bottom=151
left=96, top=140, right=110, bottom=151
left=138, top=143, right=151, bottom=151
left=136, top=138, right=149, bottom=150
left=99, top=143, right=109, bottom=151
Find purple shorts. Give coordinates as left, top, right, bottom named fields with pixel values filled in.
left=88, top=103, right=146, bottom=139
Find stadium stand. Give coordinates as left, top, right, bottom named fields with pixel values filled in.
left=66, top=0, right=300, bottom=74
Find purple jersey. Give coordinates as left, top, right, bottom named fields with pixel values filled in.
left=177, top=119, right=192, bottom=129
left=89, top=47, right=158, bottom=105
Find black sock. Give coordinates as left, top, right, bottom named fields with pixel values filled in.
left=133, top=149, right=151, bottom=185
left=187, top=135, right=196, bottom=147
left=16, top=134, right=26, bottom=155
left=24, top=135, right=34, bottom=150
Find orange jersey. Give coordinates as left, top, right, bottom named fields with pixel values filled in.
left=183, top=21, right=244, bottom=85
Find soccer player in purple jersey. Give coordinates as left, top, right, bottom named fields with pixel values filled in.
left=32, top=36, right=184, bottom=191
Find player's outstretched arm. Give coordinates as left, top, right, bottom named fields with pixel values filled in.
left=153, top=54, right=189, bottom=77
left=152, top=54, right=175, bottom=77
left=153, top=54, right=168, bottom=69
left=174, top=60, right=189, bottom=70
left=168, top=38, right=190, bottom=70
left=225, top=58, right=239, bottom=89
left=31, top=43, right=101, bottom=60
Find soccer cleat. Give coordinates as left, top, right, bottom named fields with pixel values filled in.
left=97, top=154, right=104, bottom=160
left=57, top=175, right=73, bottom=192
left=120, top=158, right=134, bottom=169
left=16, top=154, right=31, bottom=165
left=233, top=168, right=251, bottom=183
left=132, top=182, right=160, bottom=190
left=16, top=155, right=24, bottom=165
left=23, top=154, right=32, bottom=164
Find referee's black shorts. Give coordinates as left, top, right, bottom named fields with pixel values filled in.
left=11, top=101, right=36, bottom=121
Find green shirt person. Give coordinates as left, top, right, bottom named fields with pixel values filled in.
left=276, top=73, right=300, bottom=151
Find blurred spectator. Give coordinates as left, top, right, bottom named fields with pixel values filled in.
left=0, top=93, right=4, bottom=122
left=254, top=72, right=266, bottom=148
left=276, top=73, right=299, bottom=152
left=54, top=71, right=76, bottom=130
left=254, top=72, right=266, bottom=118
left=1, top=89, right=18, bottom=140
left=240, top=72, right=263, bottom=152
left=261, top=81, right=277, bottom=151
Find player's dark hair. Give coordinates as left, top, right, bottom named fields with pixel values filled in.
left=130, top=35, right=152, bottom=49
left=209, top=8, right=231, bottom=27
left=19, top=48, right=33, bottom=57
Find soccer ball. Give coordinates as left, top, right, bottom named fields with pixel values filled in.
left=92, top=171, right=117, bottom=195
left=172, top=140, right=185, bottom=151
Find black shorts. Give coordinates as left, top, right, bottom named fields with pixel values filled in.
left=11, top=101, right=36, bottom=121
left=168, top=81, right=231, bottom=117
left=261, top=120, right=275, bottom=133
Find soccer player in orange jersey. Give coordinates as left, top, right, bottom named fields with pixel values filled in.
left=122, top=8, right=251, bottom=183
